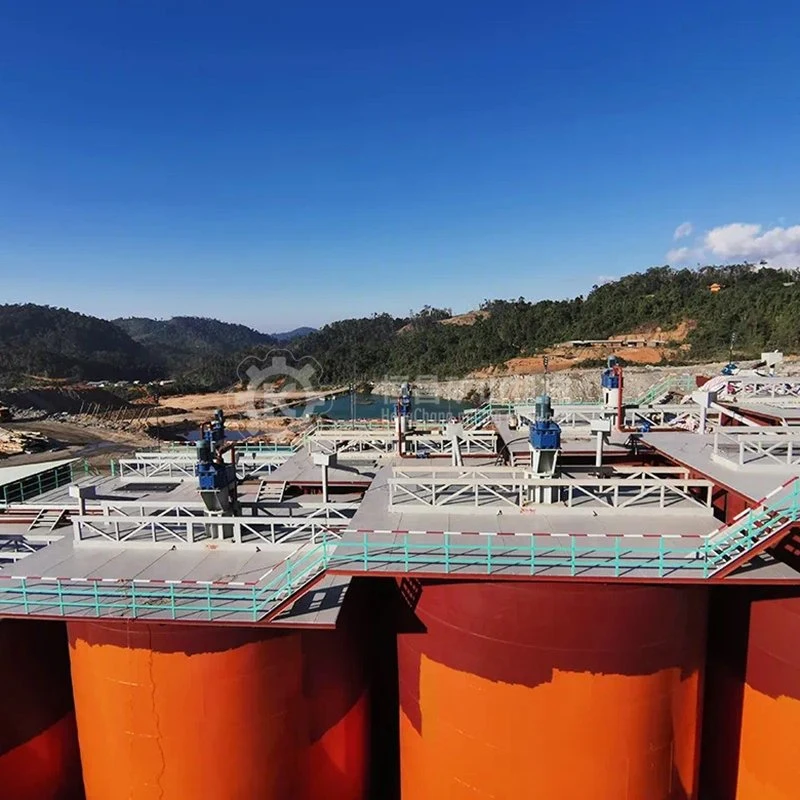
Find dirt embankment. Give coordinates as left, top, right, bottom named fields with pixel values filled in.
left=0, top=420, right=155, bottom=470
left=473, top=321, right=697, bottom=377
left=139, top=389, right=331, bottom=443
left=373, top=357, right=800, bottom=405
left=0, top=387, right=132, bottom=415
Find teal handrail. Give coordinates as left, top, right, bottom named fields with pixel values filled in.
left=2, top=478, right=798, bottom=623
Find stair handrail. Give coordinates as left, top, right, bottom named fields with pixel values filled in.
left=703, top=478, right=800, bottom=569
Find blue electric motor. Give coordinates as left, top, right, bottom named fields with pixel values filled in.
left=529, top=394, right=561, bottom=450
left=601, top=356, right=621, bottom=389
left=195, top=409, right=235, bottom=490
left=195, top=438, right=236, bottom=490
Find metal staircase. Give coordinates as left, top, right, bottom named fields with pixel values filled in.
left=256, top=481, right=287, bottom=503
left=636, top=374, right=694, bottom=406
left=27, top=508, right=69, bottom=532
left=703, top=479, right=800, bottom=576
left=462, top=403, right=513, bottom=431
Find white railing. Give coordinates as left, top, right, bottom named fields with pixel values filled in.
left=712, top=427, right=800, bottom=469
left=73, top=510, right=349, bottom=547
left=387, top=467, right=712, bottom=512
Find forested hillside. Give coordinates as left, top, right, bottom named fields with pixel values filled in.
left=0, top=304, right=158, bottom=383
left=3, top=265, right=800, bottom=389
left=112, top=316, right=275, bottom=376
left=293, top=265, right=800, bottom=383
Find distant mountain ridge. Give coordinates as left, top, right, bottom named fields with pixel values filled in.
left=112, top=316, right=275, bottom=374
left=113, top=315, right=273, bottom=352
left=4, top=264, right=800, bottom=390
left=0, top=304, right=157, bottom=383
left=271, top=326, right=316, bottom=341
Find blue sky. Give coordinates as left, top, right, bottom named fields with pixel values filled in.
left=2, top=0, right=799, bottom=331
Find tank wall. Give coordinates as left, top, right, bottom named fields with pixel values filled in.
left=698, top=588, right=751, bottom=799
left=68, top=620, right=368, bottom=800
left=735, top=592, right=800, bottom=799
left=398, top=580, right=707, bottom=800
left=0, top=619, right=84, bottom=800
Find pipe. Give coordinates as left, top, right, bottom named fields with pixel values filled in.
left=615, top=364, right=624, bottom=432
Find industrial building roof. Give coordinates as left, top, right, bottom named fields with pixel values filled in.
left=0, top=458, right=77, bottom=488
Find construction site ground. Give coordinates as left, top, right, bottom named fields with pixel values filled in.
left=0, top=420, right=151, bottom=471
left=472, top=321, right=698, bottom=377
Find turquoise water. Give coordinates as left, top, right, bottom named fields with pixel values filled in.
left=322, top=392, right=467, bottom=421
left=182, top=393, right=468, bottom=440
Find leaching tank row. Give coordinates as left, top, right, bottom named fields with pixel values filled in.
left=2, top=357, right=800, bottom=798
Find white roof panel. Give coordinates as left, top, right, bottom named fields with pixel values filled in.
left=0, top=458, right=77, bottom=488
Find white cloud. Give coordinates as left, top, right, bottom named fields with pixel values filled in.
left=673, top=222, right=693, bottom=240
left=666, top=246, right=691, bottom=263
left=665, top=221, right=800, bottom=267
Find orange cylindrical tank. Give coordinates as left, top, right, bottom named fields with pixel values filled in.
left=67, top=619, right=369, bottom=800
left=734, top=590, right=800, bottom=799
left=0, top=619, right=84, bottom=800
left=397, top=580, right=707, bottom=800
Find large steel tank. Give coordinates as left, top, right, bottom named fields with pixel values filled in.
left=397, top=580, right=707, bottom=799
left=734, top=590, right=800, bottom=798
left=68, top=619, right=369, bottom=800
left=0, top=619, right=83, bottom=799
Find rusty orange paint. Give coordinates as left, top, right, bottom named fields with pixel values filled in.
left=0, top=620, right=83, bottom=799
left=398, top=580, right=707, bottom=799
left=68, top=621, right=369, bottom=800
left=734, top=593, right=800, bottom=799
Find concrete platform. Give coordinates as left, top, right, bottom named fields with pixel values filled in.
left=348, top=466, right=719, bottom=537
left=267, top=450, right=380, bottom=487
left=643, top=431, right=798, bottom=502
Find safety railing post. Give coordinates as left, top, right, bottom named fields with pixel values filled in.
left=170, top=583, right=176, bottom=620
left=130, top=582, right=137, bottom=618
left=57, top=579, right=65, bottom=616
left=93, top=581, right=100, bottom=616
left=614, top=537, right=621, bottom=577
left=658, top=536, right=664, bottom=578
left=404, top=535, right=409, bottom=572
left=570, top=536, right=576, bottom=576
left=362, top=531, right=369, bottom=570
left=444, top=533, right=450, bottom=573
left=530, top=535, right=535, bottom=575
left=703, top=538, right=710, bottom=578
left=207, top=584, right=213, bottom=621
left=22, top=578, right=29, bottom=614
left=487, top=535, right=492, bottom=574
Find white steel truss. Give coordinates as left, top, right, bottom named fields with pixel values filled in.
left=695, top=375, right=800, bottom=402
left=387, top=466, right=713, bottom=512
left=712, top=427, right=800, bottom=470
left=118, top=451, right=289, bottom=481
left=73, top=508, right=349, bottom=547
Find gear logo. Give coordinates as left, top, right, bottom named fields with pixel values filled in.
left=237, top=350, right=331, bottom=419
